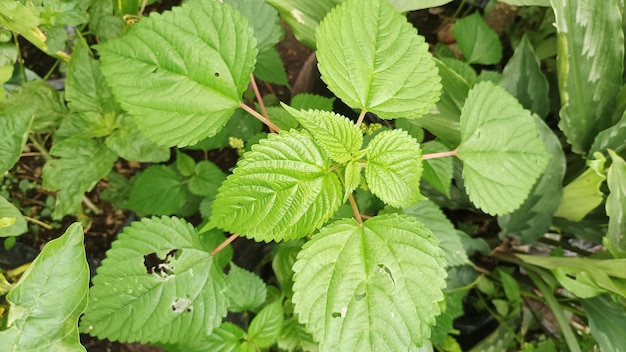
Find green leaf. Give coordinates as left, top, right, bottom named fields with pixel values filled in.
left=365, top=129, right=423, bottom=208
left=9, top=80, right=66, bottom=133
left=188, top=161, right=227, bottom=197
left=421, top=141, right=453, bottom=197
left=500, top=35, right=550, bottom=118
left=188, top=108, right=264, bottom=151
left=203, top=322, right=245, bottom=352
left=210, top=130, right=342, bottom=242
left=551, top=0, right=624, bottom=154
left=224, top=0, right=282, bottom=53
left=590, top=110, right=626, bottom=156
left=96, top=0, right=257, bottom=147
left=105, top=115, right=170, bottom=162
left=89, top=0, right=123, bottom=42
left=283, top=105, right=363, bottom=163
left=127, top=165, right=188, bottom=215
left=248, top=300, right=284, bottom=348
left=498, top=117, right=565, bottom=243
left=389, top=0, right=454, bottom=11
left=402, top=200, right=469, bottom=267
left=452, top=13, right=502, bottom=65
left=605, top=150, right=626, bottom=257
left=226, top=263, right=267, bottom=313
left=254, top=47, right=289, bottom=86
left=430, top=291, right=466, bottom=345
left=278, top=317, right=319, bottom=352
left=499, top=0, right=549, bottom=5
left=291, top=93, right=335, bottom=112
left=175, top=150, right=196, bottom=177
left=42, top=137, right=117, bottom=218
left=581, top=295, right=626, bottom=352
left=272, top=240, right=304, bottom=298
left=344, top=161, right=362, bottom=200
left=100, top=171, right=131, bottom=209
left=81, top=216, right=228, bottom=343
left=66, top=39, right=118, bottom=115
left=0, top=0, right=47, bottom=52
left=554, top=153, right=606, bottom=222
left=55, top=112, right=116, bottom=141
left=0, top=104, right=34, bottom=174
left=292, top=214, right=447, bottom=350
left=0, top=196, right=27, bottom=237
left=316, top=0, right=441, bottom=119
left=457, top=81, right=550, bottom=215
left=0, top=223, right=88, bottom=352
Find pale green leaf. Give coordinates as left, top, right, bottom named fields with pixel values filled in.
left=291, top=93, right=335, bottom=112
left=224, top=0, right=282, bottom=53
left=581, top=295, right=626, bottom=352
left=0, top=0, right=47, bottom=52
left=0, top=223, right=88, bottom=352
left=500, top=35, right=550, bottom=118
left=552, top=0, right=624, bottom=154
left=0, top=105, right=34, bottom=174
left=457, top=81, right=550, bottom=215
left=499, top=0, right=549, bottom=5
left=226, top=264, right=267, bottom=313
left=203, top=322, right=245, bottom=352
left=175, top=150, right=196, bottom=177
left=421, top=141, right=453, bottom=197
left=605, top=150, right=626, bottom=258
left=498, top=117, right=565, bottom=243
left=344, top=161, right=362, bottom=200
left=555, top=153, right=606, bottom=222
left=365, top=129, right=423, bottom=208
left=96, top=0, right=257, bottom=147
left=283, top=105, right=363, bottom=163
left=292, top=214, right=447, bottom=350
left=66, top=39, right=118, bottom=115
left=188, top=161, right=226, bottom=197
left=389, top=0, right=453, bottom=11
left=105, top=115, right=170, bottom=162
left=452, top=13, right=502, bottom=65
left=316, top=0, right=441, bottom=119
left=278, top=317, right=319, bottom=352
left=210, top=130, right=342, bottom=242
left=248, top=300, right=284, bottom=348
left=255, top=47, right=289, bottom=86
left=42, top=137, right=118, bottom=218
left=127, top=165, right=188, bottom=215
left=81, top=216, right=228, bottom=344
left=402, top=200, right=469, bottom=267
left=0, top=196, right=27, bottom=237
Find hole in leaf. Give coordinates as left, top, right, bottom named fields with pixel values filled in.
left=171, top=297, right=192, bottom=313
left=354, top=292, right=366, bottom=301
left=144, top=249, right=178, bottom=275
left=331, top=312, right=341, bottom=318
left=377, top=263, right=395, bottom=285
left=214, top=72, right=220, bottom=77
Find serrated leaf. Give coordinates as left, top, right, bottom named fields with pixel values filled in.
left=500, top=35, right=550, bottom=118
left=0, top=196, right=27, bottom=237
left=226, top=264, right=267, bottom=312
left=402, top=200, right=469, bottom=267
left=211, top=130, right=342, bottom=242
left=175, top=150, right=196, bottom=177
left=452, top=13, right=502, bottom=65
left=188, top=161, right=226, bottom=197
left=42, top=137, right=117, bottom=218
left=554, top=153, right=606, bottom=222
left=248, top=300, right=284, bottom=348
left=96, top=0, right=256, bottom=147
left=81, top=216, right=228, bottom=344
left=105, top=114, right=170, bottom=162
left=292, top=214, right=447, bottom=350
left=291, top=93, right=335, bottom=112
left=365, top=129, right=423, bottom=208
left=224, top=0, right=282, bottom=53
left=605, top=150, right=626, bottom=258
left=9, top=80, right=66, bottom=133
left=255, top=47, right=289, bottom=86
left=344, top=161, right=362, bottom=200
left=552, top=0, right=624, bottom=154
left=283, top=105, right=363, bottom=163
left=278, top=317, right=319, bottom=352
left=0, top=223, right=88, bottom=352
left=203, top=322, right=245, bottom=352
left=0, top=105, right=34, bottom=174
left=316, top=0, right=441, bottom=119
left=498, top=117, right=565, bottom=243
left=457, top=81, right=550, bottom=215
left=421, top=141, right=453, bottom=197
left=389, top=0, right=453, bottom=11
left=127, top=165, right=188, bottom=215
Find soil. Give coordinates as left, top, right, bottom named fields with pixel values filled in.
left=2, top=1, right=511, bottom=351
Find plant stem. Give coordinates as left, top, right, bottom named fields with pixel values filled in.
left=249, top=73, right=274, bottom=132
left=28, top=134, right=51, bottom=161
left=355, top=109, right=367, bottom=127
left=23, top=216, right=53, bottom=230
left=348, top=194, right=363, bottom=225
left=212, top=233, right=238, bottom=255
left=13, top=33, right=27, bottom=82
left=527, top=269, right=582, bottom=352
left=239, top=102, right=281, bottom=132
left=422, top=149, right=458, bottom=160
left=83, top=196, right=102, bottom=214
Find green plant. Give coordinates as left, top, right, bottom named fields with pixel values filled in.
left=2, top=0, right=626, bottom=351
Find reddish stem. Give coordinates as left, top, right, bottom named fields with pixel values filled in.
left=348, top=194, right=363, bottom=225
left=249, top=74, right=275, bottom=132
left=240, top=103, right=281, bottom=132
left=211, top=233, right=239, bottom=256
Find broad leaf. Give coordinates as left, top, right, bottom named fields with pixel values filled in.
left=278, top=317, right=319, bottom=352
left=0, top=0, right=47, bottom=52
left=500, top=35, right=550, bottom=118
left=224, top=0, right=282, bottom=53
left=55, top=112, right=115, bottom=141
left=316, top=0, right=441, bottom=119
left=499, top=0, right=549, bottom=5
left=457, top=82, right=550, bottom=215
left=0, top=223, right=88, bottom=352
left=96, top=0, right=256, bottom=147
left=255, top=47, right=289, bottom=86
left=203, top=322, right=245, bottom=352
left=421, top=141, right=453, bottom=197
left=605, top=150, right=626, bottom=257
left=291, top=93, right=335, bottom=112
left=581, top=295, right=626, bottom=352
left=283, top=105, right=363, bottom=163
left=9, top=80, right=66, bottom=133
left=272, top=240, right=304, bottom=298
left=42, top=137, right=117, bottom=218
left=554, top=153, right=606, bottom=222
left=105, top=114, right=170, bottom=162
left=210, top=130, right=342, bottom=242
left=551, top=0, right=624, bottom=154
left=127, top=165, right=188, bottom=215
left=292, top=214, right=447, bottom=350
left=188, top=161, right=227, bottom=197
left=590, top=110, right=626, bottom=156
left=452, top=13, right=502, bottom=65
left=390, top=0, right=454, bottom=11
left=365, top=129, right=423, bottom=208
left=498, top=117, right=565, bottom=243
left=81, top=217, right=228, bottom=343
left=248, top=300, right=284, bottom=348
left=226, top=264, right=267, bottom=313
left=0, top=105, right=34, bottom=174
left=0, top=196, right=27, bottom=237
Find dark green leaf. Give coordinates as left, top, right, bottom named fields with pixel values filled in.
left=581, top=295, right=626, bottom=352
left=605, top=150, right=626, bottom=257
left=224, top=0, right=283, bottom=53
left=188, top=161, right=226, bottom=197
left=127, top=165, right=188, bottom=215
left=272, top=240, right=304, bottom=298
left=291, top=93, right=335, bottom=111
left=421, top=141, right=453, bottom=197
left=105, top=115, right=170, bottom=162
left=255, top=47, right=289, bottom=86
left=0, top=104, right=33, bottom=174
left=248, top=300, right=284, bottom=348
left=226, top=263, right=267, bottom=313
left=278, top=317, right=319, bottom=352
left=452, top=13, right=502, bottom=65
left=590, top=110, right=626, bottom=156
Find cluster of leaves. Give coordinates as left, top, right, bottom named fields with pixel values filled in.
left=2, top=0, right=626, bottom=351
